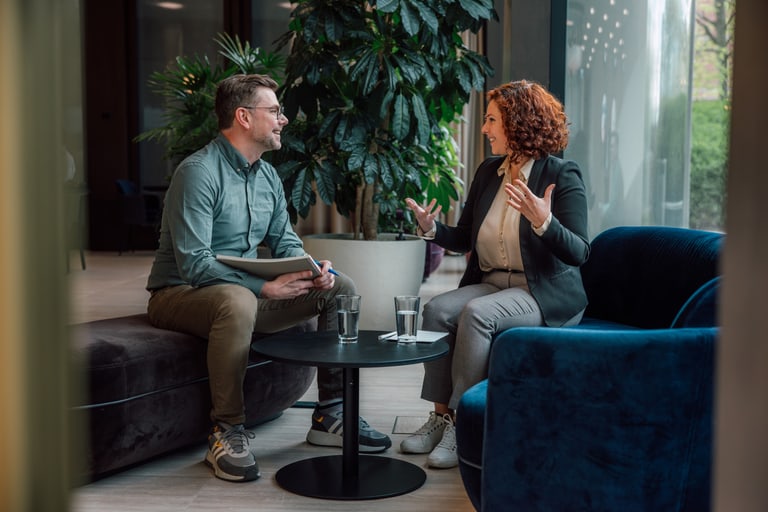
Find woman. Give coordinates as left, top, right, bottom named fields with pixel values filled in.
left=402, top=80, right=590, bottom=468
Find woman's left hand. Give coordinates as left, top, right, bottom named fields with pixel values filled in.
left=504, top=180, right=555, bottom=230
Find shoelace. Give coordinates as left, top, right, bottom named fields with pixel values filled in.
left=414, top=412, right=442, bottom=435
left=324, top=409, right=373, bottom=431
left=436, top=422, right=456, bottom=451
left=221, top=425, right=255, bottom=454
left=358, top=416, right=373, bottom=430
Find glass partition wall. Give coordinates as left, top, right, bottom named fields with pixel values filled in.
left=136, top=0, right=290, bottom=189
left=137, top=0, right=224, bottom=188
left=563, top=0, right=695, bottom=237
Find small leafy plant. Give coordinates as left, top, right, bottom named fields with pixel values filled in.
left=135, top=33, right=285, bottom=167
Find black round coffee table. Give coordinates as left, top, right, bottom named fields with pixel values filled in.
left=251, top=329, right=448, bottom=500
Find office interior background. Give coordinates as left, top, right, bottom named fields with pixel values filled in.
left=83, top=0, right=711, bottom=249
left=1, top=0, right=766, bottom=510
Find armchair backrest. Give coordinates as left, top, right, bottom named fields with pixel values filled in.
left=580, top=226, right=723, bottom=329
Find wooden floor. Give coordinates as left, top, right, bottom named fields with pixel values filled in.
left=68, top=250, right=474, bottom=512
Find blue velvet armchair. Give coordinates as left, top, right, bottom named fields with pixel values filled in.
left=456, top=226, right=723, bottom=511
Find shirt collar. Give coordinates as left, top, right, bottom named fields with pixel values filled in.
left=519, top=158, right=534, bottom=182
left=497, top=156, right=534, bottom=182
left=214, top=133, right=256, bottom=173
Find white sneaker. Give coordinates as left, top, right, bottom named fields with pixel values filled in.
left=427, top=416, right=458, bottom=469
left=400, top=411, right=448, bottom=454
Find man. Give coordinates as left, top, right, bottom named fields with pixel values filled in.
left=146, top=74, right=391, bottom=482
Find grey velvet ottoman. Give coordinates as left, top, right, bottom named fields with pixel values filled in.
left=70, top=313, right=317, bottom=480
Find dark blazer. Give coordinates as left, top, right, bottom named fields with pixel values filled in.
left=433, top=155, right=590, bottom=326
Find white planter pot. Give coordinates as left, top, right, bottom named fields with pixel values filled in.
left=302, top=233, right=426, bottom=331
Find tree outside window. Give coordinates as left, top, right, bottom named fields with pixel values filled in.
left=690, top=0, right=734, bottom=231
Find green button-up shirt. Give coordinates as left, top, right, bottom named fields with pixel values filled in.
left=146, top=134, right=304, bottom=296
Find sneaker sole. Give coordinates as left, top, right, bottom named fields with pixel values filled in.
left=400, top=442, right=436, bottom=454
left=306, top=430, right=391, bottom=453
left=427, top=457, right=459, bottom=469
left=204, top=451, right=261, bottom=482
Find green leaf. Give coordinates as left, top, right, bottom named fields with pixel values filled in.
left=439, top=96, right=455, bottom=124
left=380, top=55, right=399, bottom=92
left=378, top=89, right=395, bottom=119
left=343, top=117, right=369, bottom=146
left=315, top=160, right=338, bottom=205
left=411, top=0, right=439, bottom=34
left=362, top=153, right=379, bottom=183
left=376, top=0, right=400, bottom=14
left=416, top=53, right=439, bottom=88
left=303, top=9, right=321, bottom=43
left=377, top=153, right=393, bottom=188
left=463, top=52, right=493, bottom=88
left=391, top=50, right=423, bottom=85
left=292, top=168, right=315, bottom=218
left=318, top=110, right=341, bottom=139
left=458, top=0, right=494, bottom=20
left=379, top=153, right=395, bottom=190
left=349, top=49, right=376, bottom=86
left=456, top=63, right=472, bottom=96
left=392, top=93, right=411, bottom=141
left=411, top=95, right=431, bottom=145
left=323, top=10, right=344, bottom=42
left=347, top=143, right=366, bottom=171
left=362, top=53, right=381, bottom=96
left=399, top=2, right=420, bottom=36
left=275, top=159, right=304, bottom=181
left=334, top=115, right=349, bottom=147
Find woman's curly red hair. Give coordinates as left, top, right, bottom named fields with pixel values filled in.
left=487, top=80, right=569, bottom=161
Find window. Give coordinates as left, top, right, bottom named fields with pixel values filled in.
left=136, top=0, right=223, bottom=187
left=250, top=1, right=292, bottom=53
left=563, top=0, right=695, bottom=237
left=689, top=0, right=733, bottom=232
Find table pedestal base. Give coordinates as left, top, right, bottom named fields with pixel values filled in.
left=275, top=454, right=426, bottom=500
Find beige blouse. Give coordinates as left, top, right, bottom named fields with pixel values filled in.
left=476, top=157, right=534, bottom=272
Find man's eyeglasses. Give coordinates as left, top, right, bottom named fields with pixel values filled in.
left=241, top=105, right=285, bottom=120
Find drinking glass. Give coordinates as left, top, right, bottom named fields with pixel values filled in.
left=336, top=294, right=361, bottom=343
left=394, top=295, right=420, bottom=343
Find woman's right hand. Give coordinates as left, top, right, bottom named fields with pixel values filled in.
left=405, top=197, right=442, bottom=233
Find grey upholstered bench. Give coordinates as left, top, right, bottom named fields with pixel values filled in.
left=70, top=313, right=316, bottom=480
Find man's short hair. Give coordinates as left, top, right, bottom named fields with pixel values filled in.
left=215, top=74, right=278, bottom=130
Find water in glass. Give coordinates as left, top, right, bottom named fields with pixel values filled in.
left=396, top=309, right=418, bottom=343
left=338, top=309, right=360, bottom=343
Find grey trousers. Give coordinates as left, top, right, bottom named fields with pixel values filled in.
left=421, top=271, right=550, bottom=410
left=147, top=272, right=355, bottom=425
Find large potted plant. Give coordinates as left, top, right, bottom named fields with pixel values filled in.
left=272, top=0, right=496, bottom=328
left=274, top=0, right=495, bottom=238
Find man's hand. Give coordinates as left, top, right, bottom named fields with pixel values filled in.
left=259, top=261, right=336, bottom=299
left=312, top=259, right=336, bottom=291
left=259, top=270, right=317, bottom=299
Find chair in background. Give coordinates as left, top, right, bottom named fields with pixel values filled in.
left=115, top=179, right=162, bottom=254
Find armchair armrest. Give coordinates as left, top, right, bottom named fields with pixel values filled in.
left=481, top=326, right=717, bottom=512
